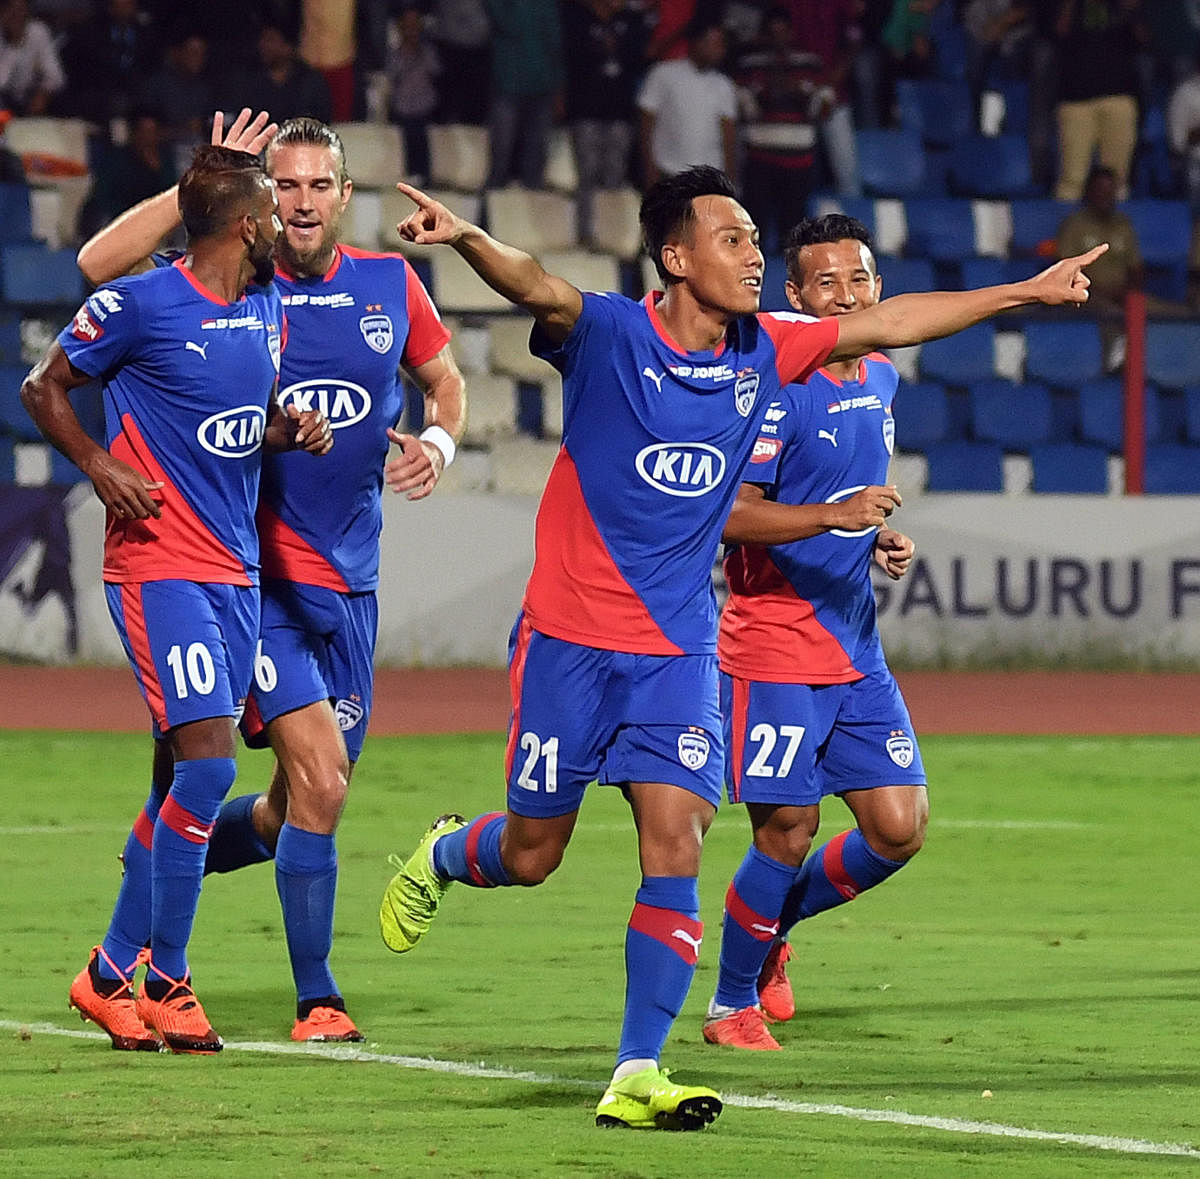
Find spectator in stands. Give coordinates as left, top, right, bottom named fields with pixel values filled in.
left=299, top=0, right=355, bottom=122
left=0, top=0, right=64, bottom=115
left=1168, top=49, right=1200, bottom=211
left=562, top=0, right=648, bottom=248
left=484, top=0, right=562, bottom=190
left=60, top=0, right=158, bottom=127
left=880, top=0, right=940, bottom=83
left=733, top=6, right=822, bottom=251
left=231, top=21, right=333, bottom=126
left=386, top=7, right=439, bottom=186
left=637, top=16, right=737, bottom=187
left=141, top=26, right=215, bottom=168
left=80, top=108, right=176, bottom=240
left=963, top=1, right=1033, bottom=124
left=1053, top=0, right=1146, bottom=202
left=430, top=0, right=489, bottom=124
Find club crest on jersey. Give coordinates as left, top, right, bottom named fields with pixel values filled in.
left=359, top=313, right=394, bottom=354
left=197, top=404, right=267, bottom=457
left=882, top=413, right=895, bottom=455
left=734, top=369, right=759, bottom=417
left=279, top=379, right=372, bottom=429
left=677, top=731, right=710, bottom=771
left=886, top=731, right=914, bottom=768
left=335, top=697, right=365, bottom=731
left=635, top=441, right=725, bottom=497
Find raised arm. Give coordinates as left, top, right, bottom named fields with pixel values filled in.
left=385, top=343, right=468, bottom=500
left=77, top=109, right=277, bottom=285
left=722, top=482, right=901, bottom=545
left=830, top=245, right=1109, bottom=361
left=393, top=182, right=584, bottom=343
left=21, top=342, right=163, bottom=519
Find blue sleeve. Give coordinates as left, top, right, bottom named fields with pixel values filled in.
left=528, top=291, right=625, bottom=375
left=58, top=281, right=142, bottom=378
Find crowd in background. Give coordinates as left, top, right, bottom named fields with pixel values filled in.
left=2, top=1, right=1200, bottom=253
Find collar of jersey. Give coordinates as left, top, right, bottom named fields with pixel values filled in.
left=172, top=257, right=245, bottom=306
left=642, top=290, right=728, bottom=359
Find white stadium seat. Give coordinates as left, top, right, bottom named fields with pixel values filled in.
left=429, top=249, right=513, bottom=313
left=379, top=186, right=481, bottom=255
left=544, top=128, right=578, bottom=193
left=539, top=250, right=620, bottom=295
left=332, top=122, right=404, bottom=189
left=461, top=372, right=517, bottom=443
left=485, top=188, right=576, bottom=254
left=488, top=314, right=556, bottom=383
left=429, top=123, right=489, bottom=192
left=591, top=187, right=643, bottom=260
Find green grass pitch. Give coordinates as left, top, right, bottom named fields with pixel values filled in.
left=1, top=729, right=1198, bottom=1177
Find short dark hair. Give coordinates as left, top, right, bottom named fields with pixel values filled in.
left=177, top=144, right=268, bottom=240
left=640, top=165, right=740, bottom=285
left=784, top=213, right=875, bottom=286
left=267, top=116, right=350, bottom=186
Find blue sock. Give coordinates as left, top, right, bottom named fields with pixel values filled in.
left=617, top=875, right=702, bottom=1066
left=779, top=829, right=906, bottom=933
left=204, top=792, right=273, bottom=874
left=150, top=758, right=236, bottom=982
left=98, top=789, right=161, bottom=981
left=275, top=823, right=339, bottom=1004
left=431, top=812, right=511, bottom=886
left=713, top=846, right=797, bottom=1011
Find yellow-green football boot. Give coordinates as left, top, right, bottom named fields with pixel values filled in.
left=380, top=813, right=466, bottom=952
left=595, top=1066, right=722, bottom=1131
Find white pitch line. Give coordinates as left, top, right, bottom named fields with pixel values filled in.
left=0, top=825, right=130, bottom=836
left=4, top=1020, right=1197, bottom=1159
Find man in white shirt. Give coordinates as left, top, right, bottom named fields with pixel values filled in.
left=0, top=0, right=63, bottom=115
left=1168, top=55, right=1200, bottom=211
left=637, top=18, right=737, bottom=186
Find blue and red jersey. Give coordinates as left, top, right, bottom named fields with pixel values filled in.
left=59, top=261, right=283, bottom=585
left=527, top=291, right=838, bottom=656
left=719, top=352, right=898, bottom=683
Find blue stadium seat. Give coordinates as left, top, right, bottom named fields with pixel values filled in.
left=925, top=440, right=1003, bottom=491
left=1144, top=322, right=1200, bottom=389
left=992, top=79, right=1030, bottom=134
left=1124, top=199, right=1191, bottom=300
left=758, top=253, right=791, bottom=313
left=1009, top=198, right=1072, bottom=256
left=0, top=363, right=38, bottom=441
left=0, top=434, right=13, bottom=481
left=969, top=378, right=1053, bottom=449
left=960, top=257, right=1040, bottom=288
left=1078, top=377, right=1162, bottom=451
left=0, top=310, right=21, bottom=363
left=0, top=183, right=32, bottom=243
left=948, top=135, right=1036, bottom=198
left=49, top=446, right=88, bottom=484
left=1023, top=320, right=1104, bottom=388
left=0, top=242, right=83, bottom=305
left=1182, top=386, right=1200, bottom=443
left=918, top=322, right=995, bottom=385
left=856, top=129, right=926, bottom=197
left=1144, top=443, right=1200, bottom=493
left=904, top=197, right=976, bottom=263
left=876, top=255, right=935, bottom=297
left=804, top=194, right=878, bottom=237
left=895, top=381, right=951, bottom=449
left=895, top=79, right=973, bottom=148
left=1030, top=442, right=1109, bottom=493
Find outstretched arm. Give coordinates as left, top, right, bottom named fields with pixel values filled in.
left=722, top=482, right=901, bottom=545
left=393, top=181, right=584, bottom=343
left=385, top=343, right=467, bottom=500
left=830, top=245, right=1109, bottom=361
left=77, top=108, right=277, bottom=285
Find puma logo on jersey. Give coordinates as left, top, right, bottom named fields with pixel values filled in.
left=643, top=367, right=665, bottom=393
left=671, top=928, right=703, bottom=953
left=185, top=341, right=209, bottom=360
left=819, top=428, right=839, bottom=447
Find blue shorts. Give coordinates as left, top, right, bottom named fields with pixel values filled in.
left=721, top=666, right=926, bottom=807
left=242, top=579, right=378, bottom=761
left=505, top=615, right=723, bottom=818
left=105, top=580, right=259, bottom=735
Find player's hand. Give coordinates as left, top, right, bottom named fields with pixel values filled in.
left=83, top=450, right=163, bottom=520
left=211, top=108, right=278, bottom=155
left=873, top=527, right=915, bottom=581
left=394, top=182, right=466, bottom=246
left=1026, top=244, right=1108, bottom=306
left=287, top=403, right=333, bottom=454
left=830, top=484, right=901, bottom=532
left=384, top=426, right=443, bottom=500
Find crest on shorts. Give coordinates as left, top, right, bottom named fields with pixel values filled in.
left=677, top=731, right=711, bottom=771
left=359, top=313, right=394, bottom=354
left=734, top=370, right=759, bottom=417
left=886, top=731, right=914, bottom=768
left=335, top=698, right=365, bottom=731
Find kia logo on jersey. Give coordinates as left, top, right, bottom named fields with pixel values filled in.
left=278, top=379, right=372, bottom=429
left=635, top=442, right=726, bottom=497
left=197, top=405, right=267, bottom=457
left=824, top=484, right=876, bottom=539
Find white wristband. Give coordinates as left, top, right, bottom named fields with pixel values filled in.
left=420, top=424, right=456, bottom=468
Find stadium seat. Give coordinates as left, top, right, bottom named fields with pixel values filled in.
left=876, top=255, right=935, bottom=297
left=428, top=249, right=512, bottom=313
left=903, top=197, right=976, bottom=263
left=0, top=183, right=32, bottom=243
left=0, top=241, right=82, bottom=305
left=759, top=252, right=790, bottom=313
left=1030, top=442, right=1109, bottom=492
left=1143, top=442, right=1200, bottom=492
left=990, top=79, right=1030, bottom=135
left=855, top=129, right=926, bottom=197
left=1144, top=322, right=1200, bottom=389
left=331, top=123, right=403, bottom=189
left=0, top=434, right=13, bottom=480
left=969, top=378, right=1053, bottom=449
left=959, top=257, right=1039, bottom=288
left=541, top=250, right=619, bottom=296
left=379, top=186, right=480, bottom=254
left=590, top=187, right=643, bottom=260
left=459, top=373, right=517, bottom=443
left=948, top=135, right=1036, bottom=198
left=428, top=123, right=490, bottom=192
left=1009, top=198, right=1071, bottom=257
left=805, top=194, right=878, bottom=238
left=1023, top=320, right=1104, bottom=388
left=543, top=128, right=578, bottom=193
left=924, top=439, right=1003, bottom=490
left=918, top=321, right=996, bottom=385
left=49, top=445, right=88, bottom=484
left=0, top=310, right=21, bottom=363
left=488, top=314, right=555, bottom=382
left=1182, top=386, right=1200, bottom=444
left=1078, top=377, right=1162, bottom=451
left=0, top=364, right=37, bottom=441
left=894, top=381, right=951, bottom=449
left=1122, top=199, right=1190, bottom=266
left=485, top=189, right=576, bottom=254
left=894, top=79, right=973, bottom=148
